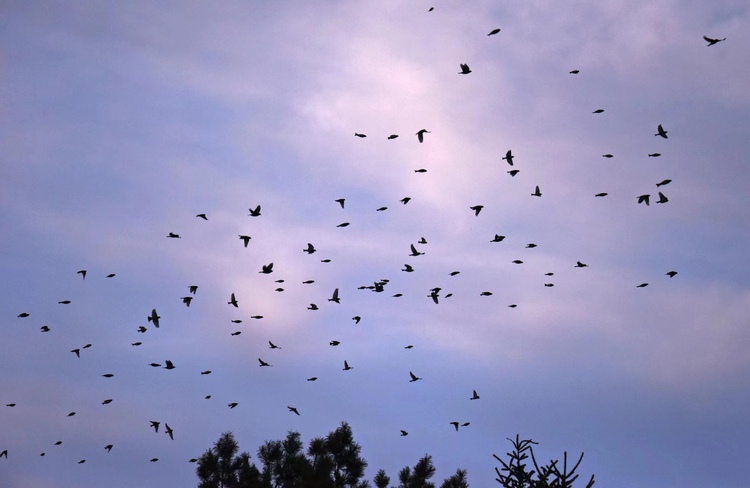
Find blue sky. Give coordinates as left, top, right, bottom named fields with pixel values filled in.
left=2, top=1, right=749, bottom=487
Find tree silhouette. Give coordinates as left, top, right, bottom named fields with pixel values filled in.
left=373, top=469, right=391, bottom=488
left=196, top=431, right=261, bottom=488
left=439, top=469, right=469, bottom=488
left=398, top=454, right=437, bottom=488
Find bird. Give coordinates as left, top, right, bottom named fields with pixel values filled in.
left=149, top=363, right=161, bottom=367
left=343, top=360, right=353, bottom=371
left=167, top=232, right=181, bottom=238
left=164, top=360, right=175, bottom=370
left=480, top=291, right=493, bottom=296
left=132, top=342, right=142, bottom=346
left=648, top=153, right=661, bottom=157
left=77, top=270, right=87, bottom=280
left=71, top=349, right=80, bottom=358
left=470, top=390, right=480, bottom=400
left=307, top=377, right=318, bottom=381
left=260, top=262, right=274, bottom=274
left=239, top=235, right=251, bottom=247
left=352, top=316, right=361, bottom=324
left=595, top=193, right=608, bottom=197
left=328, top=288, right=340, bottom=303
left=526, top=243, right=537, bottom=248
left=703, top=35, right=726, bottom=46
left=228, top=403, right=238, bottom=409
left=637, top=194, right=650, bottom=205
left=54, top=441, right=62, bottom=445
left=78, top=459, right=86, bottom=464
left=231, top=319, right=242, bottom=324
left=58, top=300, right=71, bottom=304
left=602, top=154, right=613, bottom=158
left=102, top=399, right=113, bottom=405
left=83, top=343, right=92, bottom=349
left=308, top=303, right=319, bottom=310
left=150, top=421, right=160, bottom=432
left=6, top=403, right=15, bottom=407
left=196, top=213, right=208, bottom=220
left=268, top=341, right=281, bottom=349
left=228, top=293, right=239, bottom=307
left=104, top=445, right=113, bottom=452
left=636, top=283, right=649, bottom=288
left=450, top=271, right=460, bottom=276
left=544, top=283, right=554, bottom=287
left=459, top=63, right=471, bottom=74
left=287, top=406, right=300, bottom=416
left=376, top=206, right=388, bottom=211
left=147, top=309, right=160, bottom=328
left=428, top=288, right=440, bottom=304
left=400, top=197, right=411, bottom=204
left=165, top=424, right=174, bottom=440
left=655, top=124, right=668, bottom=139
left=329, top=340, right=340, bottom=346
left=531, top=185, right=542, bottom=197
left=656, top=192, right=669, bottom=204
left=491, top=234, right=505, bottom=242
left=404, top=345, right=414, bottom=349
left=512, top=260, right=524, bottom=264
left=201, top=370, right=212, bottom=375
left=248, top=205, right=261, bottom=216
left=354, top=133, right=366, bottom=138
left=337, top=222, right=350, bottom=227
left=569, top=69, right=580, bottom=74
left=414, top=169, right=427, bottom=173
left=416, top=129, right=430, bottom=143
left=40, top=325, right=50, bottom=332
left=150, top=458, right=159, bottom=462
left=488, top=28, right=501, bottom=36
left=137, top=326, right=147, bottom=333
left=189, top=285, right=198, bottom=294
left=181, top=296, right=193, bottom=307
left=402, top=264, right=414, bottom=272
left=0, top=450, right=6, bottom=459
left=303, top=243, right=317, bottom=253
left=387, top=134, right=399, bottom=140
left=470, top=205, right=484, bottom=216
left=575, top=261, right=588, bottom=268
left=400, top=430, right=409, bottom=436
left=409, top=372, right=422, bottom=382
left=502, top=150, right=514, bottom=166
left=334, top=199, right=345, bottom=208
left=450, top=422, right=460, bottom=431
left=656, top=179, right=672, bottom=187
left=17, top=312, right=29, bottom=318
left=409, top=244, right=424, bottom=256
left=258, top=358, right=271, bottom=367
left=666, top=271, right=678, bottom=278
left=593, top=109, right=604, bottom=114
left=507, top=169, right=520, bottom=176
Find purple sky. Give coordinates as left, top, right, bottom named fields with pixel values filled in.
left=2, top=1, right=749, bottom=487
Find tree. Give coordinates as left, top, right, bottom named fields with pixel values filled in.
left=196, top=431, right=261, bottom=488
left=398, top=454, right=436, bottom=488
left=373, top=469, right=391, bottom=488
left=440, top=469, right=469, bottom=488
left=257, top=431, right=311, bottom=488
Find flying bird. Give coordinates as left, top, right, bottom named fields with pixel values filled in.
left=228, top=403, right=238, bottom=409
left=656, top=192, right=669, bottom=204
left=450, top=422, right=460, bottom=431
left=416, top=129, right=430, bottom=143
left=147, top=309, right=160, bottom=328
left=150, top=421, right=160, bottom=432
left=470, top=205, right=484, bottom=216
left=648, top=153, right=661, bottom=157
left=308, top=303, right=319, bottom=310
left=71, top=349, right=80, bottom=358
left=17, top=312, right=29, bottom=318
left=228, top=293, right=239, bottom=307
left=703, top=35, right=726, bottom=46
left=656, top=179, right=672, bottom=187
left=666, top=271, right=678, bottom=278
left=593, top=109, right=604, bottom=114
left=303, top=243, right=317, bottom=253
left=104, top=445, right=113, bottom=452
left=258, top=358, right=271, bottom=367
left=189, top=285, right=198, bottom=294
left=602, top=154, right=613, bottom=158
left=167, top=232, right=181, bottom=238
left=470, top=390, right=480, bottom=400
left=58, top=300, right=71, bottom=304
left=40, top=325, right=50, bottom=332
left=531, top=186, right=542, bottom=197
left=414, top=169, right=427, bottom=173
left=507, top=169, right=520, bottom=176
left=196, top=213, right=208, bottom=220
left=595, top=193, right=608, bottom=197
left=77, top=270, right=87, bottom=280
left=201, top=370, right=211, bottom=375
left=328, top=288, right=340, bottom=303
left=335, top=199, right=345, bottom=208
left=459, top=63, right=472, bottom=74
left=239, top=235, right=251, bottom=247
left=491, top=234, right=505, bottom=242
left=343, top=360, right=353, bottom=371
left=655, top=124, right=668, bottom=139
left=181, top=296, right=192, bottom=307
left=400, top=197, right=411, bottom=204
left=165, top=424, right=174, bottom=440
left=409, top=372, right=422, bottom=382
left=329, top=340, right=340, bottom=346
left=488, top=28, right=501, bottom=36
left=502, top=150, right=514, bottom=166
left=575, top=261, right=588, bottom=268
left=337, top=222, right=350, bottom=227
left=287, top=406, right=300, bottom=416
left=637, top=194, right=650, bottom=205
left=307, top=377, right=318, bottom=381
left=260, top=262, right=274, bottom=274
left=480, top=291, right=493, bottom=296
left=248, top=205, right=261, bottom=217
left=352, top=316, right=361, bottom=324
left=569, top=69, right=580, bottom=74
left=102, top=399, right=112, bottom=405
left=354, top=133, right=366, bottom=138
left=637, top=283, right=649, bottom=288
left=402, top=264, right=414, bottom=272
left=376, top=206, right=387, bottom=211
left=269, top=341, right=281, bottom=349
left=409, top=244, right=424, bottom=256
left=400, top=430, right=409, bottom=436
left=164, top=360, right=175, bottom=370
left=387, top=134, right=399, bottom=140
left=525, top=243, right=537, bottom=248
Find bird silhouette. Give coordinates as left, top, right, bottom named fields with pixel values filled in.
left=148, top=309, right=160, bottom=328
left=636, top=283, right=649, bottom=288
left=480, top=291, right=493, bottom=296
left=181, top=296, right=192, bottom=307
left=648, top=153, right=661, bottom=157
left=258, top=358, right=271, bottom=367
left=575, top=261, right=588, bottom=268
left=288, top=406, right=300, bottom=416
left=167, top=232, right=181, bottom=238
left=376, top=206, right=387, bottom=211
left=450, top=422, right=460, bottom=431
left=196, top=213, right=208, bottom=220
left=149, top=363, right=161, bottom=367
left=189, top=285, right=198, bottom=294
left=201, top=370, right=211, bottom=375
left=269, top=341, right=281, bottom=349
left=328, top=288, right=340, bottom=303
left=102, top=399, right=113, bottom=405
left=666, top=271, right=678, bottom=278
left=343, top=360, right=353, bottom=371
left=329, top=340, right=340, bottom=346
left=703, top=35, right=726, bottom=46
left=228, top=293, right=239, bottom=307
left=409, top=372, right=422, bottom=382
left=512, top=260, right=523, bottom=264
left=502, top=150, right=514, bottom=166
left=637, top=194, right=650, bottom=205
left=260, top=262, right=274, bottom=274
left=656, top=192, right=669, bottom=204
left=416, top=129, right=430, bottom=143
left=248, top=205, right=261, bottom=216
left=307, top=377, right=318, bottom=381
left=507, top=169, right=520, bottom=176
left=334, top=199, right=345, bottom=208
left=58, top=300, right=71, bottom=304
left=402, top=264, right=414, bottom=272
left=655, top=124, right=668, bottom=139
left=150, top=458, right=158, bottom=462
left=303, top=243, right=317, bottom=253
left=164, top=360, right=175, bottom=370
left=77, top=270, right=87, bottom=280
left=387, top=134, right=399, bottom=140
left=71, top=349, right=80, bottom=358
left=165, top=424, right=174, bottom=440
left=656, top=179, right=672, bottom=187
left=526, top=243, right=537, bottom=248
left=595, top=193, right=608, bottom=197
left=40, top=325, right=50, bottom=332
left=459, top=63, right=472, bottom=74
left=228, top=403, right=238, bottom=409
left=414, top=169, right=427, bottom=173
left=409, top=244, right=424, bottom=257
left=470, top=390, right=480, bottom=400
left=593, top=109, right=604, bottom=114
left=337, top=222, right=350, bottom=227
left=488, top=28, right=501, bottom=36
left=104, top=445, right=113, bottom=452
left=428, top=288, right=440, bottom=304
left=308, top=303, right=319, bottom=310
left=150, top=421, right=160, bottom=432
left=450, top=271, right=460, bottom=276
left=400, top=197, right=411, bottom=204
left=352, top=316, right=361, bottom=324
left=531, top=185, right=542, bottom=197
left=17, top=312, right=29, bottom=318
left=569, top=69, right=580, bottom=74
left=470, top=205, right=484, bottom=216
left=354, top=133, right=366, bottom=138
left=602, top=154, right=613, bottom=158
left=400, top=430, right=409, bottom=436
left=239, top=235, right=251, bottom=247
left=491, top=234, right=505, bottom=242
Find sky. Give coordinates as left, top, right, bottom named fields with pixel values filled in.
left=1, top=1, right=749, bottom=487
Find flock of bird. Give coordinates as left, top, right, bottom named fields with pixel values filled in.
left=1, top=7, right=729, bottom=485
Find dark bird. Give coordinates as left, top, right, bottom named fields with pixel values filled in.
left=602, top=154, right=613, bottom=158
left=71, top=349, right=80, bottom=358
left=164, top=360, right=175, bottom=370
left=450, top=422, right=460, bottom=431
left=165, top=424, right=174, bottom=440
left=228, top=293, right=239, bottom=307
left=400, top=197, right=411, bottom=204
left=248, top=205, right=261, bottom=217
left=102, top=399, right=112, bottom=405
left=228, top=403, right=238, bottom=409
left=402, top=264, right=414, bottom=272
left=595, top=193, right=608, bottom=197
left=150, top=458, right=158, bottom=462
left=656, top=179, right=672, bottom=187
left=6, top=403, right=16, bottom=407
left=104, top=445, right=113, bottom=452
left=666, top=271, right=678, bottom=278
left=269, top=341, right=281, bottom=349
left=418, top=237, right=427, bottom=244
left=17, top=312, right=29, bottom=318
left=189, top=285, right=198, bottom=294
left=167, top=232, right=181, bottom=238
left=54, top=441, right=62, bottom=445
left=544, top=283, right=554, bottom=287
left=343, top=360, right=353, bottom=371
left=137, top=326, right=147, bottom=333
left=78, top=459, right=86, bottom=464
left=450, top=271, right=460, bottom=276
left=491, top=234, right=505, bottom=242
left=593, top=109, right=604, bottom=114
left=502, top=150, right=514, bottom=166
left=531, top=185, right=542, bottom=197
left=575, top=261, right=588, bottom=268
left=637, top=194, right=651, bottom=205
left=239, top=235, right=251, bottom=247
left=376, top=206, right=388, bottom=211
left=414, top=169, right=427, bottom=173
left=150, top=421, right=160, bottom=432
left=488, top=28, right=501, bottom=36
left=231, top=331, right=241, bottom=336
left=189, top=458, right=198, bottom=463
left=636, top=283, right=649, bottom=288
left=181, top=296, right=193, bottom=307
left=201, top=370, right=211, bottom=375
left=354, top=133, right=366, bottom=138
left=404, top=345, right=414, bottom=349
left=83, top=343, right=92, bottom=349
left=196, top=213, right=208, bottom=220
left=260, top=262, right=274, bottom=274
left=428, top=288, right=440, bottom=304
left=569, top=69, right=580, bottom=74
left=648, top=153, right=661, bottom=157
left=409, top=244, right=424, bottom=256
left=352, top=316, right=361, bottom=324
left=409, top=371, right=422, bottom=382
left=288, top=406, right=300, bottom=416
left=132, top=342, right=142, bottom=346
left=470, top=390, right=480, bottom=400
left=251, top=315, right=264, bottom=319
left=526, top=243, right=537, bottom=248
left=0, top=450, right=7, bottom=458
left=416, top=129, right=430, bottom=143
left=40, top=325, right=50, bottom=332
left=480, top=291, right=493, bottom=296
left=400, top=430, right=409, bottom=436
left=337, top=222, right=350, bottom=227
left=308, top=303, right=318, bottom=310
left=387, top=134, right=399, bottom=140
left=58, top=300, right=71, bottom=304
left=655, top=124, right=668, bottom=139
left=470, top=205, right=484, bottom=216
left=231, top=319, right=242, bottom=323
left=512, top=260, right=523, bottom=264
left=656, top=192, right=669, bottom=204
left=148, top=309, right=160, bottom=328
left=459, top=63, right=472, bottom=74
left=328, top=288, right=340, bottom=303
left=461, top=422, right=470, bottom=427
left=77, top=270, right=87, bottom=280
left=302, top=280, right=314, bottom=285
left=307, top=377, right=318, bottom=381
left=329, top=340, right=340, bottom=346
left=303, top=243, right=317, bottom=253
left=258, top=358, right=271, bottom=367
left=149, top=363, right=161, bottom=367
left=703, top=35, right=726, bottom=46
left=335, top=199, right=345, bottom=208
left=507, top=169, right=520, bottom=176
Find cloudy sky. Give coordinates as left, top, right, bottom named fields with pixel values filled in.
left=1, top=1, right=749, bottom=487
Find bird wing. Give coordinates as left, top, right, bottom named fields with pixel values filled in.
left=410, top=372, right=418, bottom=381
